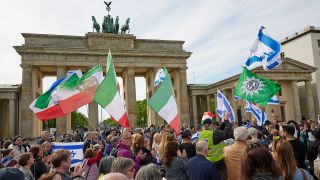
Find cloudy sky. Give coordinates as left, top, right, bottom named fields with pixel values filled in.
left=0, top=0, right=319, bottom=119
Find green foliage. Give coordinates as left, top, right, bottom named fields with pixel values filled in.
left=102, top=118, right=119, bottom=127
left=136, top=99, right=147, bottom=127
left=71, top=111, right=88, bottom=129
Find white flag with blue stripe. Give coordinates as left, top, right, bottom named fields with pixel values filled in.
left=216, top=90, right=235, bottom=121
left=267, top=95, right=279, bottom=105
left=245, top=101, right=266, bottom=126
left=245, top=27, right=282, bottom=70
left=52, top=142, right=84, bottom=167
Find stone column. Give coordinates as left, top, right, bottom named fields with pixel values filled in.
left=206, top=94, right=211, bottom=112
left=8, top=99, right=15, bottom=137
left=292, top=81, right=302, bottom=122
left=56, top=66, right=71, bottom=136
left=123, top=67, right=137, bottom=128
left=305, top=80, right=315, bottom=121
left=192, top=95, right=198, bottom=124
left=88, top=102, right=99, bottom=130
left=179, top=67, right=190, bottom=125
left=146, top=68, right=156, bottom=126
left=173, top=69, right=182, bottom=126
left=20, top=65, right=34, bottom=137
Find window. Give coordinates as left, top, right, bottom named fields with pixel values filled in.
left=318, top=40, right=320, bottom=48
left=280, top=52, right=285, bottom=58
left=279, top=87, right=282, bottom=96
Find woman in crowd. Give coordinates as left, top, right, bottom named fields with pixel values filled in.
left=163, top=141, right=187, bottom=180
left=98, top=156, right=115, bottom=179
left=82, top=145, right=103, bottom=180
left=30, top=145, right=48, bottom=179
left=18, top=152, right=35, bottom=180
left=111, top=157, right=135, bottom=180
left=135, top=163, right=162, bottom=180
left=152, top=133, right=162, bottom=164
left=242, top=143, right=280, bottom=180
left=131, top=133, right=155, bottom=166
left=272, top=139, right=311, bottom=180
left=1, top=149, right=17, bottom=167
left=9, top=135, right=26, bottom=159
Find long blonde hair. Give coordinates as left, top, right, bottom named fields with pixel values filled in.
left=273, top=139, right=296, bottom=180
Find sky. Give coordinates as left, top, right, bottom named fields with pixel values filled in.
left=0, top=0, right=319, bottom=119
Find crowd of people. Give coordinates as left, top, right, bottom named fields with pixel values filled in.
left=1, top=112, right=320, bottom=180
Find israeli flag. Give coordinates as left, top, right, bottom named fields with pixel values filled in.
left=216, top=90, right=235, bottom=121
left=52, top=142, right=84, bottom=167
left=245, top=101, right=266, bottom=126
left=191, top=132, right=200, bottom=144
left=267, top=95, right=279, bottom=105
left=245, top=27, right=282, bottom=70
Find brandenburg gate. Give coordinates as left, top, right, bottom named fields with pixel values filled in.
left=15, top=33, right=191, bottom=137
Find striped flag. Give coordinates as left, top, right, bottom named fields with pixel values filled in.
left=245, top=101, right=266, bottom=126
left=51, top=65, right=103, bottom=115
left=148, top=67, right=180, bottom=133
left=245, top=26, right=282, bottom=70
left=29, top=70, right=82, bottom=121
left=216, top=90, right=235, bottom=121
left=52, top=142, right=84, bottom=167
left=267, top=95, right=279, bottom=105
left=94, top=51, right=129, bottom=127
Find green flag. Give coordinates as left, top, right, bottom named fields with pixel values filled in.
left=234, top=67, right=280, bottom=106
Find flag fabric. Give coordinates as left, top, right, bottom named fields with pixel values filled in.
left=245, top=101, right=266, bottom=126
left=148, top=67, right=180, bottom=133
left=94, top=51, right=129, bottom=127
left=216, top=90, right=235, bottom=121
left=202, top=111, right=215, bottom=120
left=245, top=27, right=282, bottom=70
left=191, top=132, right=200, bottom=144
left=52, top=142, right=84, bottom=167
left=29, top=70, right=82, bottom=121
left=51, top=65, right=103, bottom=115
left=267, top=95, right=279, bottom=105
left=234, top=67, right=281, bottom=106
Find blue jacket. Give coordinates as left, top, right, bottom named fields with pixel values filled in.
left=186, top=154, right=219, bottom=180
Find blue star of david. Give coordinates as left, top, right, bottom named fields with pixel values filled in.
left=70, top=150, right=76, bottom=158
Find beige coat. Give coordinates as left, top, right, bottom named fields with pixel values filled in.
left=224, top=140, right=247, bottom=180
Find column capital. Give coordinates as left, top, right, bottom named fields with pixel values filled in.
left=20, top=64, right=33, bottom=69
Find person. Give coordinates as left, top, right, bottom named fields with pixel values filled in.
left=22, top=137, right=31, bottom=152
left=100, top=173, right=129, bottom=180
left=135, top=163, right=162, bottom=180
left=247, top=127, right=262, bottom=145
left=163, top=141, right=188, bottom=180
left=1, top=149, right=17, bottom=167
left=191, top=124, right=202, bottom=144
left=37, top=131, right=50, bottom=145
left=29, top=145, right=48, bottom=179
left=18, top=152, right=35, bottom=180
left=111, top=157, right=135, bottom=180
left=42, top=141, right=52, bottom=160
left=151, top=133, right=161, bottom=164
left=313, top=145, right=320, bottom=179
left=131, top=133, right=155, bottom=166
left=0, top=167, right=25, bottom=180
left=242, top=143, right=280, bottom=180
left=179, top=129, right=196, bottom=159
left=82, top=146, right=103, bottom=180
left=282, top=125, right=307, bottom=169
left=186, top=140, right=218, bottom=180
left=50, top=149, right=82, bottom=180
left=272, top=139, right=311, bottom=180
left=9, top=135, right=26, bottom=159
left=261, top=120, right=272, bottom=137
left=98, top=156, right=115, bottom=178
left=116, top=129, right=145, bottom=175
left=83, top=132, right=94, bottom=154
left=224, top=127, right=249, bottom=180
left=198, top=112, right=233, bottom=179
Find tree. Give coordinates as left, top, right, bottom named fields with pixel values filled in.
left=71, top=111, right=88, bottom=129
left=136, top=99, right=147, bottom=127
left=102, top=118, right=119, bottom=127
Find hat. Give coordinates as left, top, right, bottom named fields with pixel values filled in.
left=201, top=118, right=213, bottom=126
left=264, top=120, right=272, bottom=125
left=0, top=168, right=25, bottom=180
left=93, top=144, right=101, bottom=149
left=287, top=120, right=298, bottom=126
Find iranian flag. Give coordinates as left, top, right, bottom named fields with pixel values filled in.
left=94, top=51, right=129, bottom=127
left=51, top=65, right=103, bottom=115
left=148, top=67, right=180, bottom=133
left=29, top=70, right=83, bottom=121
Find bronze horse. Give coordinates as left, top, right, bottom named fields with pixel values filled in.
left=121, top=18, right=130, bottom=34
left=91, top=16, right=100, bottom=33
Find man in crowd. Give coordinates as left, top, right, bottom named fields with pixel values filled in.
left=186, top=140, right=218, bottom=180
left=82, top=132, right=95, bottom=153
left=37, top=131, right=49, bottom=145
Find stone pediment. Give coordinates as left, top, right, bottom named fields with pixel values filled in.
left=253, top=57, right=317, bottom=72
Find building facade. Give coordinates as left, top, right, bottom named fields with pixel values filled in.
left=281, top=26, right=320, bottom=118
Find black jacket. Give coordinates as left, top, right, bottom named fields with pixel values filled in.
left=213, top=120, right=234, bottom=145
left=31, top=158, right=48, bottom=179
